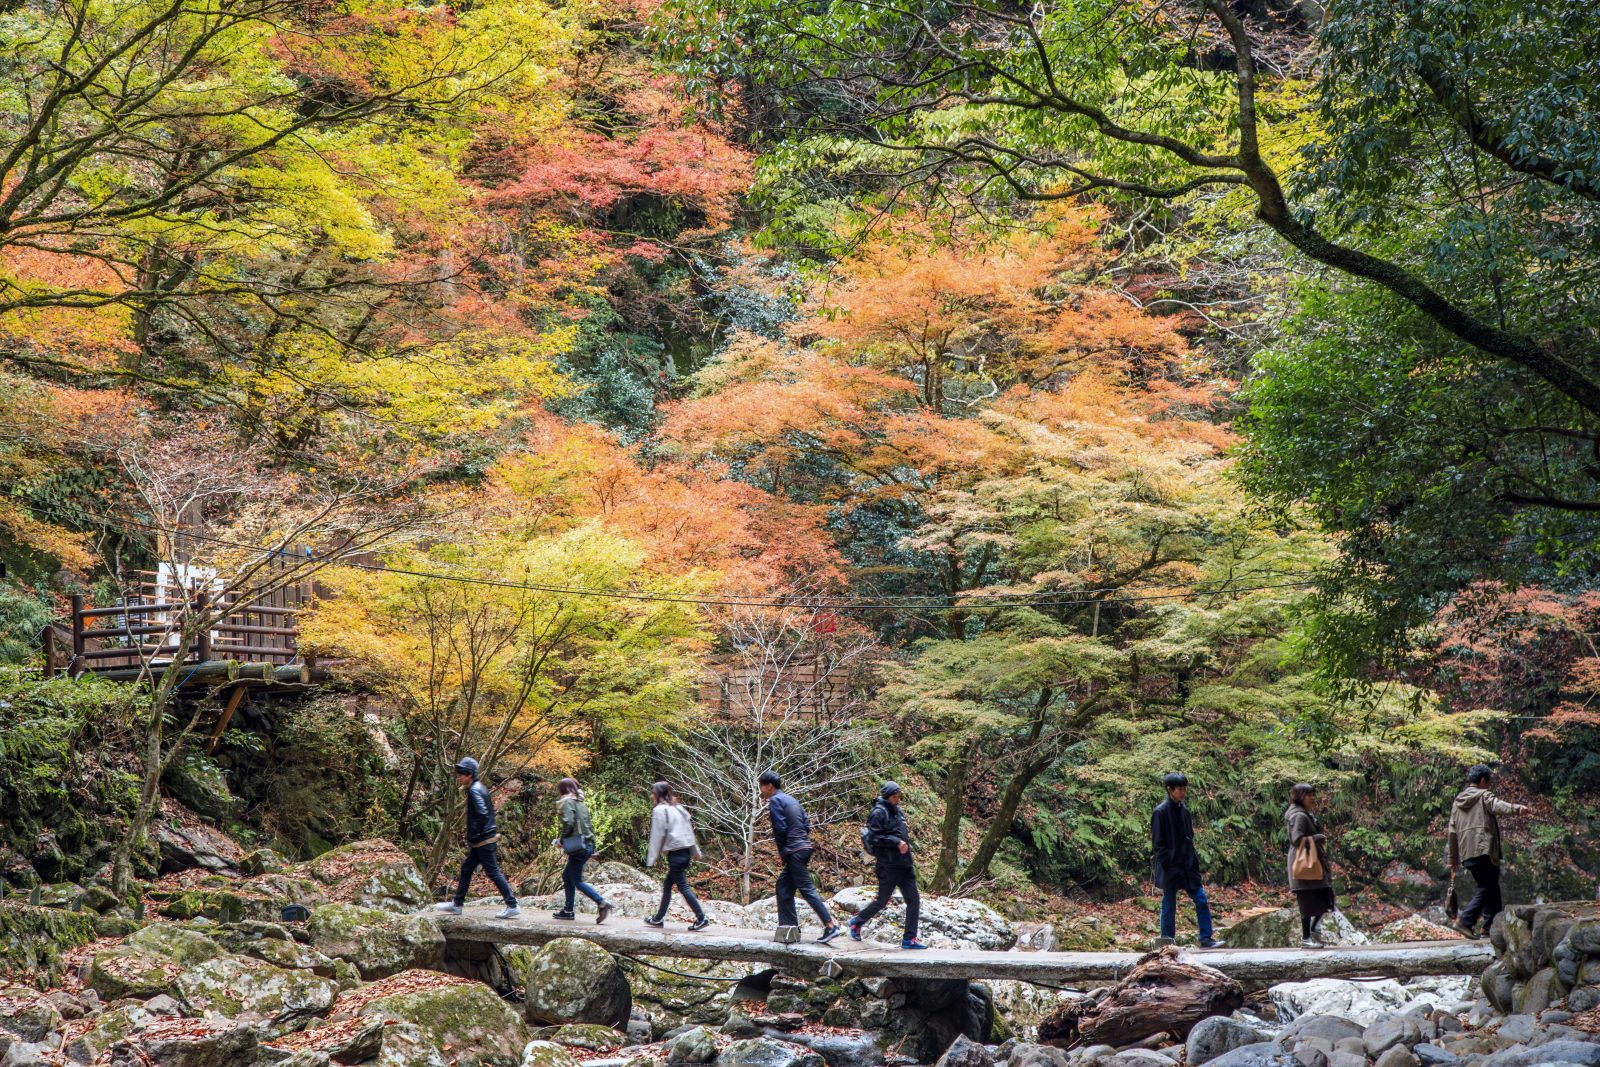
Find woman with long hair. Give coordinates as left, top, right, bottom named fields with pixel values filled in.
left=553, top=778, right=612, bottom=924
left=1286, top=782, right=1335, bottom=948
left=644, top=781, right=709, bottom=931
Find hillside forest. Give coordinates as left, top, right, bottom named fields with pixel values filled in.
left=1, top=0, right=1599, bottom=940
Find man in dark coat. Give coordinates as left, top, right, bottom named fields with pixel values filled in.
left=431, top=757, right=520, bottom=919
left=759, top=771, right=842, bottom=943
left=848, top=782, right=926, bottom=949
left=1151, top=772, right=1223, bottom=948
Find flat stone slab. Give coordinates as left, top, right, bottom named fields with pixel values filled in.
left=427, top=909, right=1493, bottom=989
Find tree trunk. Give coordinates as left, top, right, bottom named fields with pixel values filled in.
left=962, top=751, right=1053, bottom=884
left=930, top=738, right=975, bottom=892
left=110, top=660, right=185, bottom=895
left=1038, top=946, right=1245, bottom=1048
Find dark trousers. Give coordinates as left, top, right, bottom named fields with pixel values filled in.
left=853, top=862, right=919, bottom=939
left=655, top=847, right=705, bottom=921
left=1461, top=855, right=1503, bottom=931
left=775, top=849, right=833, bottom=928
left=562, top=848, right=604, bottom=913
left=1296, top=887, right=1335, bottom=938
left=453, top=841, right=516, bottom=906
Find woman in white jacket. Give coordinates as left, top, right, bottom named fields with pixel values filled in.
left=645, top=781, right=709, bottom=930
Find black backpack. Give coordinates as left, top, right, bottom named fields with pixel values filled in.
left=860, top=809, right=878, bottom=856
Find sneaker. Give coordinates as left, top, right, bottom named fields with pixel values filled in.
left=818, top=925, right=843, bottom=944
left=551, top=910, right=576, bottom=920
left=688, top=917, right=711, bottom=932
left=597, top=903, right=614, bottom=925
left=1454, top=920, right=1479, bottom=939
left=495, top=905, right=522, bottom=919
left=848, top=921, right=863, bottom=941
left=643, top=916, right=665, bottom=928
left=902, top=938, right=928, bottom=950
left=1199, top=938, right=1226, bottom=949
left=1300, top=938, right=1322, bottom=949
left=431, top=902, right=463, bottom=915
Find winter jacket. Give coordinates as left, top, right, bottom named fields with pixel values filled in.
left=1285, top=803, right=1330, bottom=892
left=647, top=802, right=700, bottom=867
left=559, top=796, right=596, bottom=851
left=767, top=790, right=813, bottom=857
left=865, top=798, right=913, bottom=869
left=1151, top=797, right=1201, bottom=892
left=1448, top=786, right=1526, bottom=866
left=465, top=780, right=498, bottom=846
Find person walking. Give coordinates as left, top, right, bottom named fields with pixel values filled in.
left=759, top=771, right=843, bottom=944
left=431, top=757, right=520, bottom=919
left=552, top=778, right=614, bottom=924
left=645, top=781, right=710, bottom=931
left=848, top=782, right=926, bottom=950
left=1286, top=782, right=1334, bottom=948
left=1151, top=772, right=1225, bottom=948
left=1448, top=764, right=1529, bottom=939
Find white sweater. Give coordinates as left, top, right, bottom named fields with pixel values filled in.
left=647, top=802, right=700, bottom=866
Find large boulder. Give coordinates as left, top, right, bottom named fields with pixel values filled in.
left=588, top=863, right=659, bottom=891
left=1269, top=980, right=1412, bottom=1026
left=521, top=938, right=632, bottom=1028
left=1224, top=909, right=1367, bottom=949
left=0, top=987, right=62, bottom=1046
left=153, top=808, right=245, bottom=875
left=302, top=841, right=430, bottom=914
left=828, top=889, right=1014, bottom=950
left=173, top=954, right=337, bottom=1032
left=306, top=903, right=444, bottom=979
left=0, top=903, right=100, bottom=986
left=716, top=1037, right=824, bottom=1067
left=1187, top=1017, right=1267, bottom=1066
left=65, top=1005, right=154, bottom=1063
left=124, top=1017, right=258, bottom=1067
left=616, top=954, right=743, bottom=1033
left=359, top=976, right=530, bottom=1067
left=936, top=1035, right=993, bottom=1067
left=523, top=1040, right=584, bottom=1067
left=671, top=1028, right=723, bottom=1064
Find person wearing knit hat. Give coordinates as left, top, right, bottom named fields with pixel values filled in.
left=431, top=756, right=520, bottom=919
left=849, top=781, right=926, bottom=949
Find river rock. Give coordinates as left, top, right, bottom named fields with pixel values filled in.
left=1225, top=910, right=1367, bottom=949
left=302, top=841, right=430, bottom=914
left=0, top=988, right=62, bottom=1045
left=1481, top=1042, right=1600, bottom=1067
left=536, top=1024, right=629, bottom=1050
left=360, top=980, right=529, bottom=1067
left=1412, top=1045, right=1458, bottom=1067
left=1374, top=1048, right=1418, bottom=1067
left=1271, top=980, right=1412, bottom=1025
left=716, top=1037, right=823, bottom=1067
left=371, top=1021, right=451, bottom=1067
left=1205, top=1043, right=1294, bottom=1067
left=1011, top=1044, right=1071, bottom=1067
left=670, top=1027, right=722, bottom=1064
left=522, top=938, right=632, bottom=1028
left=173, top=954, right=336, bottom=1031
left=1187, top=1017, right=1266, bottom=1066
left=306, top=903, right=444, bottom=979
left=1512, top=966, right=1562, bottom=1014
left=1108, top=1052, right=1172, bottom=1067
left=1570, top=985, right=1600, bottom=1011
left=781, top=1029, right=884, bottom=1067
left=829, top=890, right=1014, bottom=950
left=64, top=1006, right=151, bottom=1063
left=1364, top=1017, right=1422, bottom=1058
left=521, top=1040, right=582, bottom=1067
left=1280, top=1017, right=1365, bottom=1046
left=938, top=1035, right=993, bottom=1067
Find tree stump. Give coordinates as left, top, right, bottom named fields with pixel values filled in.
left=1039, top=947, right=1245, bottom=1048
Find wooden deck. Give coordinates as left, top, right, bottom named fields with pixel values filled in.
left=428, top=908, right=1493, bottom=989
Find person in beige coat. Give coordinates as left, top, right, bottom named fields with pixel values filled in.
left=1286, top=783, right=1334, bottom=948
left=1447, top=764, right=1528, bottom=939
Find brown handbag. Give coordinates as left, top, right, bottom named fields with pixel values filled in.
left=1292, top=837, right=1325, bottom=882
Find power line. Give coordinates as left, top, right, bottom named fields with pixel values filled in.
left=23, top=502, right=1324, bottom=611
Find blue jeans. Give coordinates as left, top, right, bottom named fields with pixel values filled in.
left=563, top=847, right=605, bottom=913
left=1160, top=881, right=1213, bottom=940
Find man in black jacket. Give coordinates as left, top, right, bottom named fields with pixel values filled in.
left=431, top=757, right=520, bottom=919
left=759, top=771, right=842, bottom=944
left=847, top=782, right=927, bottom=950
left=1151, top=772, right=1223, bottom=948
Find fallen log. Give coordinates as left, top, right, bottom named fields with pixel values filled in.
left=1038, top=947, right=1244, bottom=1048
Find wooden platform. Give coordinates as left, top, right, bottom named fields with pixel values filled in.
left=429, top=908, right=1492, bottom=989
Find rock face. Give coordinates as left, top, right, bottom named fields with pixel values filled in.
left=829, top=889, right=1014, bottom=950
left=620, top=954, right=743, bottom=1035
left=359, top=978, right=531, bottom=1067
left=522, top=938, right=632, bottom=1028
left=1483, top=902, right=1600, bottom=1015
left=1224, top=909, right=1368, bottom=949
left=307, top=902, right=446, bottom=979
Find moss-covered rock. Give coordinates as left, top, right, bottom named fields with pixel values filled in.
left=618, top=954, right=743, bottom=1032
left=240, top=936, right=338, bottom=976
left=131, top=1015, right=259, bottom=1067
left=522, top=938, right=632, bottom=1028
left=359, top=980, right=530, bottom=1067
left=86, top=946, right=186, bottom=1001
left=306, top=903, right=444, bottom=980
left=64, top=1004, right=154, bottom=1062
left=0, top=985, right=62, bottom=1044
left=163, top=753, right=237, bottom=823
left=533, top=1024, right=630, bottom=1051
left=124, top=923, right=226, bottom=966
left=173, top=954, right=337, bottom=1031
left=1051, top=917, right=1117, bottom=952
left=302, top=841, right=430, bottom=914
left=371, top=1021, right=451, bottom=1067
left=0, top=902, right=98, bottom=986
left=152, top=887, right=283, bottom=924
left=523, top=1039, right=584, bottom=1067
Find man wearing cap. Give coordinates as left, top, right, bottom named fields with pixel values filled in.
left=1448, top=764, right=1529, bottom=939
left=848, top=782, right=926, bottom=950
left=1152, top=771, right=1225, bottom=948
left=432, top=757, right=521, bottom=919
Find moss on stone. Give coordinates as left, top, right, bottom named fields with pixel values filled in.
left=0, top=902, right=98, bottom=987
left=360, top=982, right=530, bottom=1067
